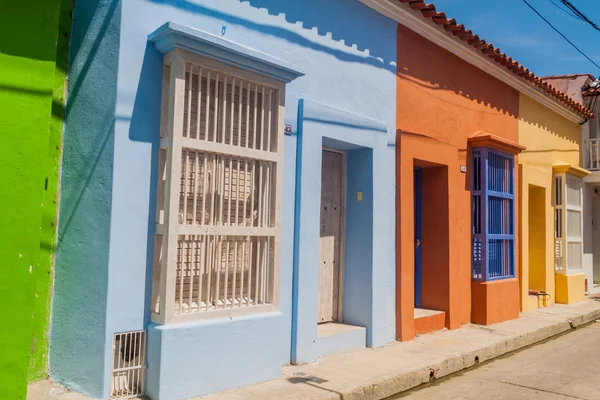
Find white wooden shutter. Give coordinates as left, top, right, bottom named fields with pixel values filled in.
left=151, top=50, right=285, bottom=323
left=566, top=175, right=583, bottom=272
left=554, top=173, right=584, bottom=274
left=554, top=175, right=564, bottom=273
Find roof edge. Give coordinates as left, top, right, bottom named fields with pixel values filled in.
left=359, top=0, right=593, bottom=121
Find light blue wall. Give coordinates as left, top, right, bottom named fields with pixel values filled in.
left=52, top=0, right=396, bottom=399
left=292, top=100, right=394, bottom=363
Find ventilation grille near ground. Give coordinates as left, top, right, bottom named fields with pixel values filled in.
left=111, top=331, right=146, bottom=399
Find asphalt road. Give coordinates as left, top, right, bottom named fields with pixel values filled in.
left=394, top=321, right=600, bottom=400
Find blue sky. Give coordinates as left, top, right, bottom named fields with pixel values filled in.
left=430, top=0, right=600, bottom=78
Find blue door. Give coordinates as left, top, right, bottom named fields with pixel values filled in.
left=414, top=168, right=423, bottom=308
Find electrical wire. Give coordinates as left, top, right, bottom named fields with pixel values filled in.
left=560, top=0, right=600, bottom=31
left=520, top=0, right=600, bottom=70
left=547, top=0, right=583, bottom=20
left=543, top=0, right=587, bottom=25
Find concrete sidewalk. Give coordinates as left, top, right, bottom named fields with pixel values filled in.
left=195, top=299, right=600, bottom=400
left=29, top=299, right=600, bottom=400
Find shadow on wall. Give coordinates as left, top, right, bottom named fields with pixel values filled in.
left=396, top=65, right=519, bottom=121
left=146, top=0, right=396, bottom=72
left=396, top=25, right=518, bottom=121
left=56, top=0, right=120, bottom=248
left=518, top=96, right=582, bottom=145
left=127, top=42, right=163, bottom=323
left=51, top=0, right=121, bottom=396
left=63, top=0, right=120, bottom=122
left=396, top=25, right=584, bottom=139
left=0, top=1, right=61, bottom=61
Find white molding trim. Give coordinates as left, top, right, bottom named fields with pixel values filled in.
left=149, top=22, right=304, bottom=83
left=359, top=0, right=585, bottom=123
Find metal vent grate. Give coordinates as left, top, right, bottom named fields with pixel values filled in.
left=111, top=331, right=146, bottom=399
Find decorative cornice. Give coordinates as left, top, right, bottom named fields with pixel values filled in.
left=552, top=163, right=590, bottom=178
left=358, top=0, right=590, bottom=123
left=148, top=22, right=304, bottom=83
left=468, top=131, right=525, bottom=155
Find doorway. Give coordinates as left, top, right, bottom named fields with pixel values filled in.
left=414, top=167, right=423, bottom=308
left=528, top=185, right=546, bottom=292
left=318, top=149, right=345, bottom=323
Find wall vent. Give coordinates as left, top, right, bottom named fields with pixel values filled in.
left=111, top=330, right=146, bottom=399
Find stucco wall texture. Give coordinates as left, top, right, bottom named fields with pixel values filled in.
left=396, top=25, right=520, bottom=340
left=518, top=93, right=585, bottom=309
left=51, top=1, right=396, bottom=398
left=0, top=0, right=69, bottom=398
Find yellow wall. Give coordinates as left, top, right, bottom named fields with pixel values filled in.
left=556, top=273, right=586, bottom=304
left=518, top=94, right=583, bottom=311
left=519, top=94, right=582, bottom=168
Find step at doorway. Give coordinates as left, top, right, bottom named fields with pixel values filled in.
left=414, top=308, right=446, bottom=335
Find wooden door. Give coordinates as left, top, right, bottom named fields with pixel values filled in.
left=318, top=150, right=343, bottom=323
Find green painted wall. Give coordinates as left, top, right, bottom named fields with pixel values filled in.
left=0, top=1, right=71, bottom=398
left=29, top=0, right=73, bottom=382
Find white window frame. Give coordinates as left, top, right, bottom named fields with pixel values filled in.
left=554, top=172, right=584, bottom=274
left=151, top=49, right=286, bottom=324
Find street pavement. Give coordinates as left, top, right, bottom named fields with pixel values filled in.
left=394, top=321, right=600, bottom=400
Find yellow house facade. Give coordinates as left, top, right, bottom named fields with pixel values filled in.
left=518, top=94, right=589, bottom=312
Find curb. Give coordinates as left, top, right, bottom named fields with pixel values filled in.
left=338, top=307, right=600, bottom=400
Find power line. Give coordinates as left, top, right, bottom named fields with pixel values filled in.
left=520, top=0, right=600, bottom=70
left=543, top=0, right=587, bottom=25
left=547, top=0, right=582, bottom=20
left=560, top=0, right=600, bottom=31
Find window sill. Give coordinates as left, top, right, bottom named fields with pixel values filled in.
left=152, top=303, right=279, bottom=325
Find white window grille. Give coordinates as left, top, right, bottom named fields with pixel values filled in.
left=151, top=50, right=284, bottom=324
left=554, top=173, right=584, bottom=273
left=111, top=331, right=146, bottom=399
left=566, top=175, right=583, bottom=271
left=554, top=176, right=564, bottom=272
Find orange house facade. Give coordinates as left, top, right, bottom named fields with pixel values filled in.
left=395, top=25, right=524, bottom=341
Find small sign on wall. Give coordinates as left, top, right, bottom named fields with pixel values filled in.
left=284, top=124, right=293, bottom=136
left=460, top=165, right=467, bottom=173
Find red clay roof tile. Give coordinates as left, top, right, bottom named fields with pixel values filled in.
left=401, top=0, right=593, bottom=118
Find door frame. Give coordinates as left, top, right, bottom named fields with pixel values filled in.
left=414, top=167, right=423, bottom=309
left=322, top=147, right=347, bottom=321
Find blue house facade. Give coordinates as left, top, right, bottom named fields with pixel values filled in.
left=51, top=1, right=396, bottom=399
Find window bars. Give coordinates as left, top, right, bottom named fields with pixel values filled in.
left=472, top=148, right=515, bottom=281
left=151, top=50, right=284, bottom=323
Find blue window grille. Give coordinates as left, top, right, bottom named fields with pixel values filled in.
left=472, top=148, right=515, bottom=281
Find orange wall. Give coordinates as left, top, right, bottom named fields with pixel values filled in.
left=396, top=25, right=520, bottom=340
